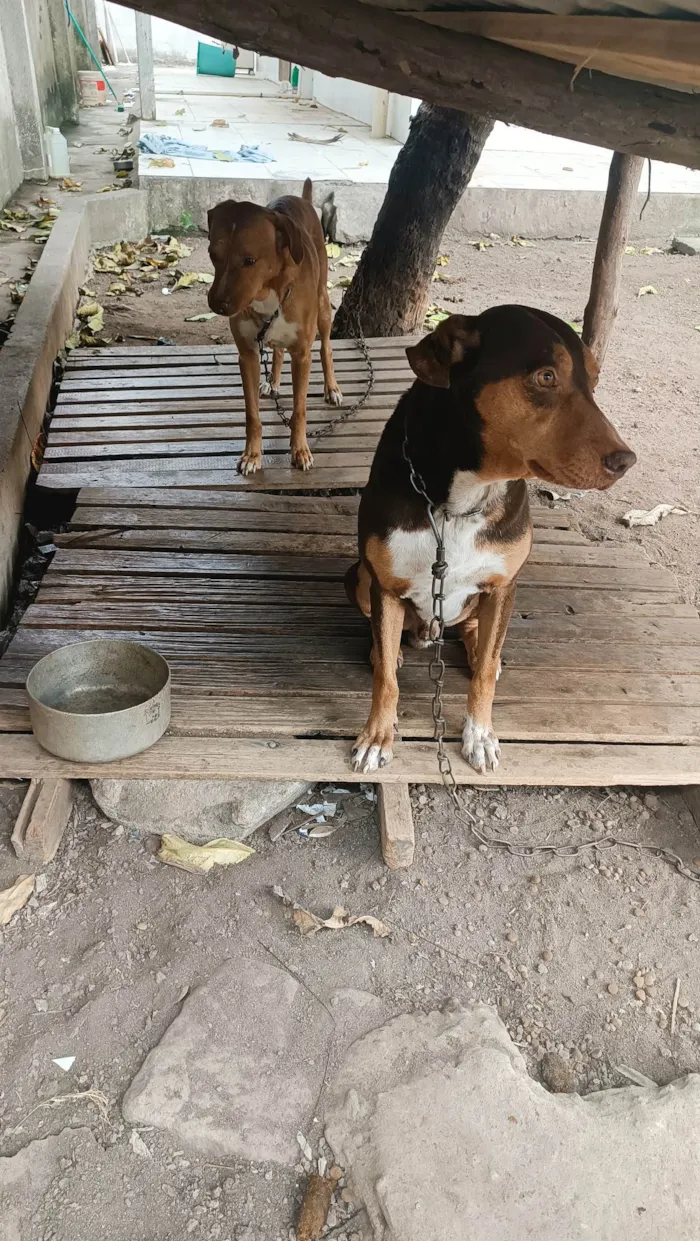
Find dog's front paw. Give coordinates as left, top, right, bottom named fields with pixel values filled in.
left=291, top=442, right=314, bottom=471
left=325, top=385, right=343, bottom=407
left=238, top=448, right=262, bottom=476
left=259, top=379, right=279, bottom=398
left=461, top=715, right=500, bottom=773
left=352, top=722, right=395, bottom=773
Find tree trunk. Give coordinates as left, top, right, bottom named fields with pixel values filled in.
left=582, top=151, right=645, bottom=364
left=332, top=105, right=493, bottom=339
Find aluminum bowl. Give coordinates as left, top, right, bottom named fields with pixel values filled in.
left=26, top=639, right=171, bottom=762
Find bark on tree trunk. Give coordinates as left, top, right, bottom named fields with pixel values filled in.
left=582, top=151, right=645, bottom=364
left=332, top=105, right=493, bottom=339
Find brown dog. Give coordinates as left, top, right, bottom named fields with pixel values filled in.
left=346, top=305, right=636, bottom=774
left=207, top=178, right=342, bottom=474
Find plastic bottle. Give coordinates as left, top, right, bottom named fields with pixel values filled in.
left=45, top=128, right=70, bottom=178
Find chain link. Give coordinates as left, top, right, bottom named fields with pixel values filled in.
left=255, top=306, right=374, bottom=442
left=402, top=412, right=700, bottom=886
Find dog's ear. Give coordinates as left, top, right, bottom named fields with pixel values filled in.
left=406, top=316, right=480, bottom=389
left=273, top=214, right=305, bottom=266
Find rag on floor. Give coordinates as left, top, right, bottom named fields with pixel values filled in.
left=138, top=133, right=275, bottom=163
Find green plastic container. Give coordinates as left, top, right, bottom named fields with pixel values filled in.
left=197, top=42, right=236, bottom=78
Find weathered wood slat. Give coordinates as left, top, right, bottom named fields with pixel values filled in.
left=45, top=436, right=384, bottom=460
left=38, top=464, right=374, bottom=490
left=57, top=380, right=404, bottom=403
left=7, top=627, right=700, bottom=673
left=35, top=577, right=691, bottom=616
left=52, top=395, right=398, bottom=418
left=0, top=734, right=698, bottom=786
left=21, top=602, right=700, bottom=646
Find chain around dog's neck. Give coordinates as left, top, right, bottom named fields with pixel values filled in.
left=254, top=284, right=293, bottom=350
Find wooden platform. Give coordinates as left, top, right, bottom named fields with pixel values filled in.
left=2, top=341, right=699, bottom=793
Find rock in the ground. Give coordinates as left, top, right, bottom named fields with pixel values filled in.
left=122, top=956, right=329, bottom=1163
left=0, top=1128, right=99, bottom=1241
left=90, top=778, right=313, bottom=841
left=671, top=236, right=700, bottom=256
left=324, top=1002, right=700, bottom=1241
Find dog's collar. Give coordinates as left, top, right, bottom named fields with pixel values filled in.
left=255, top=285, right=292, bottom=349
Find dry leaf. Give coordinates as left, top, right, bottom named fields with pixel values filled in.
left=173, top=271, right=214, bottom=290
left=107, top=281, right=127, bottom=295
left=175, top=108, right=186, bottom=116
left=213, top=150, right=233, bottom=162
left=149, top=157, right=176, bottom=168
left=273, top=886, right=390, bottom=938
left=211, top=118, right=229, bottom=128
left=637, top=285, right=658, bottom=297
left=157, top=833, right=254, bottom=874
left=0, top=875, right=35, bottom=926
left=325, top=242, right=341, bottom=259
left=474, top=240, right=492, bottom=251
left=511, top=235, right=536, bottom=247
left=184, top=312, right=216, bottom=321
left=64, top=332, right=81, bottom=350
left=163, top=237, right=192, bottom=259
left=76, top=301, right=104, bottom=332
left=296, top=1174, right=334, bottom=1241
left=93, top=254, right=121, bottom=273
left=424, top=304, right=449, bottom=329
left=60, top=177, right=82, bottom=191
left=289, top=131, right=342, bottom=145
left=436, top=254, right=449, bottom=265
left=621, top=503, right=688, bottom=527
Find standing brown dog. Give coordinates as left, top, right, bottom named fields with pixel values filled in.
left=207, top=178, right=342, bottom=475
left=346, top=305, right=636, bottom=775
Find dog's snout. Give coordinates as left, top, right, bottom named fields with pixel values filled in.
left=603, top=449, right=637, bottom=477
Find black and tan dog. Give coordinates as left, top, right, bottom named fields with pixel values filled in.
left=346, top=304, right=636, bottom=775
left=207, top=178, right=342, bottom=475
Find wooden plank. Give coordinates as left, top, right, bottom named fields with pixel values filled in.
left=56, top=380, right=402, bottom=403
left=52, top=395, right=398, bottom=418
left=0, top=733, right=698, bottom=786
left=44, top=436, right=383, bottom=460
left=70, top=506, right=360, bottom=536
left=37, top=464, right=374, bottom=490
left=49, top=422, right=390, bottom=445
left=65, top=337, right=418, bottom=363
left=7, top=627, right=700, bottom=673
left=20, top=603, right=700, bottom=647
left=379, top=784, right=415, bottom=869
left=35, top=577, right=692, bottom=616
left=10, top=778, right=75, bottom=863
left=47, top=548, right=679, bottom=592
left=60, top=358, right=412, bottom=383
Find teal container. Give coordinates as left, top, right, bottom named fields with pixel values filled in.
left=197, top=43, right=236, bottom=78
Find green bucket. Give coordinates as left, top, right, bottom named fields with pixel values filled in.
left=197, top=43, right=236, bottom=78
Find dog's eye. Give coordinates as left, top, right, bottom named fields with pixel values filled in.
left=535, top=368, right=556, bottom=388
left=242, top=256, right=257, bottom=267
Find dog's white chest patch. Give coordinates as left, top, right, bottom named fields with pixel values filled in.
left=387, top=485, right=506, bottom=624
left=237, top=292, right=299, bottom=349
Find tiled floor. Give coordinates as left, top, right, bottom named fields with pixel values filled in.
left=138, top=70, right=700, bottom=195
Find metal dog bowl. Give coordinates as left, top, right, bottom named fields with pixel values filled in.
left=26, top=640, right=171, bottom=762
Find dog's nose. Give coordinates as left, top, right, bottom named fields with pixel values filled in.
left=603, top=449, right=636, bottom=477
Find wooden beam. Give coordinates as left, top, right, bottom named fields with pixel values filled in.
left=379, top=784, right=415, bottom=869
left=11, top=778, right=75, bottom=864
left=406, top=14, right=700, bottom=91
left=583, top=152, right=645, bottom=364
left=115, top=0, right=700, bottom=167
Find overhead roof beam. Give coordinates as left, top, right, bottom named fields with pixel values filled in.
left=117, top=0, right=700, bottom=166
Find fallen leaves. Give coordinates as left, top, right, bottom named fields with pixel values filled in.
left=76, top=300, right=104, bottom=332
left=172, top=271, right=213, bottom=290
left=184, top=311, right=217, bottom=321
left=510, top=235, right=536, bottom=247
left=290, top=131, right=342, bottom=145
left=157, top=833, right=254, bottom=874
left=637, top=285, right=658, bottom=297
left=424, top=303, right=449, bottom=329
left=149, top=156, right=176, bottom=168
left=621, top=503, right=688, bottom=527
left=273, top=886, right=390, bottom=938
left=59, top=177, right=82, bottom=191
left=211, top=118, right=229, bottom=128
left=325, top=242, right=341, bottom=259
left=0, top=874, right=34, bottom=926
left=296, top=1174, right=334, bottom=1241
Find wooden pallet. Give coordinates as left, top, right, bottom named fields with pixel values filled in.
left=2, top=343, right=699, bottom=864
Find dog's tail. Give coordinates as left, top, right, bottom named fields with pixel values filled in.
left=302, top=177, right=313, bottom=202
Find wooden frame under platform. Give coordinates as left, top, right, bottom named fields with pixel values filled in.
left=2, top=341, right=699, bottom=867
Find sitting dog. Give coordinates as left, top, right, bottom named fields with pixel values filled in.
left=207, top=178, right=342, bottom=475
left=346, top=305, right=636, bottom=774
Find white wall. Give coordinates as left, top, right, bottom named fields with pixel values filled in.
left=0, top=24, right=22, bottom=204
left=387, top=94, right=419, bottom=144
left=311, top=73, right=374, bottom=125
left=98, top=3, right=254, bottom=68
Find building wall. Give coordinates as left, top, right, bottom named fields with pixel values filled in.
left=311, top=73, right=375, bottom=125
left=98, top=3, right=255, bottom=68
left=0, top=25, right=22, bottom=205
left=26, top=0, right=65, bottom=128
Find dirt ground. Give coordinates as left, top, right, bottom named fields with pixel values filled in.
left=3, top=160, right=700, bottom=1238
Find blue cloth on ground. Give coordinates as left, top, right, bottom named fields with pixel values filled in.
left=138, top=133, right=274, bottom=163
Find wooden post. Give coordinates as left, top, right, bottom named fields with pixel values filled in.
left=582, top=151, right=645, bottom=364
left=379, top=784, right=415, bottom=869
left=11, top=779, right=75, bottom=864
left=135, top=10, right=156, bottom=121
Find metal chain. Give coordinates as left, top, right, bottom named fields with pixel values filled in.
left=402, top=412, right=700, bottom=886
left=256, top=305, right=374, bottom=443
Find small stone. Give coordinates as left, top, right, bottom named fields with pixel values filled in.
left=541, top=949, right=553, bottom=963
left=607, top=983, right=619, bottom=996
left=329, top=1165, right=343, bottom=1181
left=506, top=932, right=518, bottom=944
left=636, top=989, right=647, bottom=1001
left=671, top=236, right=700, bottom=256
left=537, top=964, right=548, bottom=976
left=540, top=1052, right=575, bottom=1094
